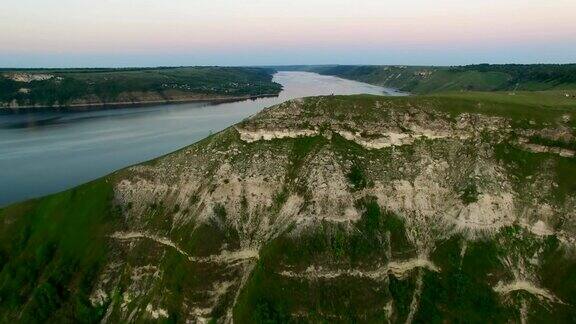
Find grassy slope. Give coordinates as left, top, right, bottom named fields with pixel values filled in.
left=428, top=91, right=576, bottom=124
left=291, top=64, right=576, bottom=94
left=0, top=92, right=574, bottom=322
left=0, top=179, right=117, bottom=322
left=0, top=66, right=282, bottom=107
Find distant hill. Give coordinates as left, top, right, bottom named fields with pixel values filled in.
left=0, top=67, right=282, bottom=109
left=276, top=64, right=576, bottom=94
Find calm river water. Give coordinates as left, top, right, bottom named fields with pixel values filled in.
left=0, top=72, right=403, bottom=206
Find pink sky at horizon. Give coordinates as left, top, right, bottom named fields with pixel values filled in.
left=1, top=0, right=575, bottom=66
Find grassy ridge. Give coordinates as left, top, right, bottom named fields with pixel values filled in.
left=282, top=64, right=576, bottom=94
left=0, top=66, right=282, bottom=108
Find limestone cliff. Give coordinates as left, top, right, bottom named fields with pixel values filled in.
left=0, top=93, right=575, bottom=323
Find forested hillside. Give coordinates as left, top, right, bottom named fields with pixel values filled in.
left=0, top=67, right=282, bottom=108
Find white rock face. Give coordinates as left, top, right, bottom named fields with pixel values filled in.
left=518, top=142, right=575, bottom=157
left=236, top=127, right=319, bottom=142
left=336, top=129, right=470, bottom=150
left=454, top=193, right=515, bottom=232
left=494, top=280, right=564, bottom=304
left=4, top=73, right=55, bottom=82
left=145, top=304, right=169, bottom=319
left=279, top=257, right=439, bottom=280
left=96, top=97, right=575, bottom=322
left=236, top=127, right=470, bottom=150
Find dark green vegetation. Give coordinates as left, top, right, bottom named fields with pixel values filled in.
left=234, top=197, right=415, bottom=322
left=1, top=91, right=575, bottom=322
left=280, top=64, right=576, bottom=94
left=0, top=66, right=281, bottom=108
left=0, top=179, right=115, bottom=322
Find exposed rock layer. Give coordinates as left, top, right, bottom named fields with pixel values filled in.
left=1, top=94, right=575, bottom=323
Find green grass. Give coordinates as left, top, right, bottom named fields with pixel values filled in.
left=0, top=178, right=116, bottom=322
left=425, top=91, right=576, bottom=127
left=528, top=135, right=576, bottom=151
left=346, top=164, right=367, bottom=190
left=494, top=143, right=576, bottom=203
left=286, top=135, right=327, bottom=194
left=423, top=236, right=514, bottom=323
left=233, top=195, right=415, bottom=322
left=235, top=260, right=391, bottom=323
left=409, top=70, right=510, bottom=93
left=431, top=90, right=576, bottom=109
left=298, top=91, right=576, bottom=129
left=459, top=183, right=479, bottom=204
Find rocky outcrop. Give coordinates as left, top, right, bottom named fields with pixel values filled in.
left=98, top=96, right=575, bottom=322
left=1, top=94, right=574, bottom=323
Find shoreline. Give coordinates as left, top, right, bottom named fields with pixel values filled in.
left=0, top=93, right=280, bottom=113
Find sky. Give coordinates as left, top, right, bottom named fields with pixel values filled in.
left=1, top=0, right=575, bottom=67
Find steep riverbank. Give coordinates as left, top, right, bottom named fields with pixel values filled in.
left=0, top=92, right=280, bottom=111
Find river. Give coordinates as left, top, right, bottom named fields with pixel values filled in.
left=0, top=71, right=404, bottom=206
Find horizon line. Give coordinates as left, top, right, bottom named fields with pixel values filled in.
left=2, top=62, right=576, bottom=70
